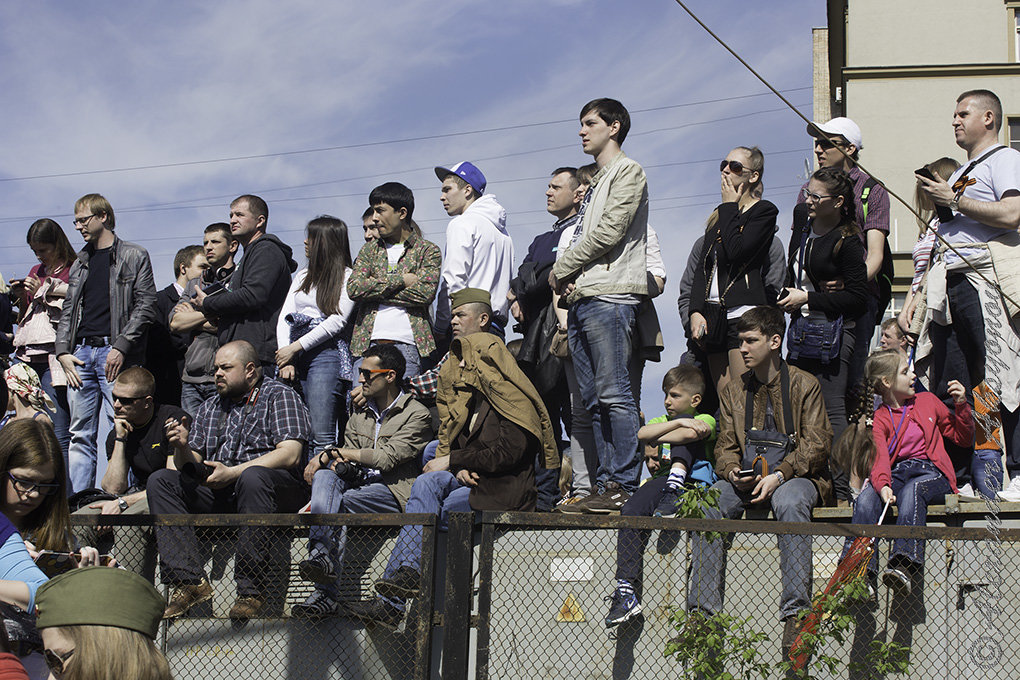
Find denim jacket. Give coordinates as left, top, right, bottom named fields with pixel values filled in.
left=55, top=235, right=157, bottom=364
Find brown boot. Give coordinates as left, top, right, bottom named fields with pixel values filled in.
left=163, top=578, right=213, bottom=620
left=228, top=595, right=266, bottom=621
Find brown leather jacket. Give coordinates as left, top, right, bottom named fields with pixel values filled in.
left=715, top=362, right=834, bottom=506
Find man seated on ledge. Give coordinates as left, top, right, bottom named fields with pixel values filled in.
left=687, top=306, right=833, bottom=662
left=152, top=340, right=311, bottom=622
left=343, top=333, right=559, bottom=629
left=292, top=343, right=434, bottom=619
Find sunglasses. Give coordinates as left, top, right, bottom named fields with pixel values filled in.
left=8, top=472, right=61, bottom=496
left=113, top=394, right=145, bottom=405
left=720, top=160, right=750, bottom=174
left=44, top=648, right=74, bottom=677
left=814, top=137, right=847, bottom=151
left=358, top=368, right=392, bottom=382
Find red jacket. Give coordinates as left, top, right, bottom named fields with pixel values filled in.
left=870, top=392, right=974, bottom=493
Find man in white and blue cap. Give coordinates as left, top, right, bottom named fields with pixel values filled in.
left=433, top=161, right=514, bottom=343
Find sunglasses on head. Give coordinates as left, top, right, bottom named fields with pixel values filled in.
left=720, top=160, right=750, bottom=174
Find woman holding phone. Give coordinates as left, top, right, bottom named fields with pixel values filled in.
left=687, top=146, right=778, bottom=396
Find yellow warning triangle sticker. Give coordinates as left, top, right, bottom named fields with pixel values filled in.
left=556, top=593, right=585, bottom=622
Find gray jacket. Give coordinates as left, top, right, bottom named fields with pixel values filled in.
left=55, top=235, right=157, bottom=363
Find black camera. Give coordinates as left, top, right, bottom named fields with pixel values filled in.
left=332, top=459, right=371, bottom=486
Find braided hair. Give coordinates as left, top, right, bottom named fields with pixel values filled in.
left=811, top=166, right=861, bottom=239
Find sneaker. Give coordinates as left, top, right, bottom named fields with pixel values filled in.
left=604, top=587, right=641, bottom=628
left=584, top=485, right=631, bottom=514
left=163, top=578, right=213, bottom=620
left=653, top=487, right=681, bottom=518
left=997, top=474, right=1020, bottom=502
left=291, top=590, right=338, bottom=619
left=881, top=567, right=912, bottom=595
left=957, top=483, right=982, bottom=502
left=553, top=494, right=591, bottom=514
left=299, top=553, right=337, bottom=585
left=341, top=598, right=405, bottom=630
left=229, top=595, right=266, bottom=621
left=375, top=566, right=421, bottom=600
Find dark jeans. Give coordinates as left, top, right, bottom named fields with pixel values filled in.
left=615, top=477, right=683, bottom=586
left=847, top=295, right=879, bottom=388
left=148, top=466, right=309, bottom=596
left=789, top=326, right=855, bottom=501
left=844, top=459, right=951, bottom=571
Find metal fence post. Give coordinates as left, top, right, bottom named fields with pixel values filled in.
left=441, top=512, right=475, bottom=680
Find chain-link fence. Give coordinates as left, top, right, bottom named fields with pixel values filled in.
left=67, top=508, right=1020, bottom=680
left=70, top=513, right=438, bottom=680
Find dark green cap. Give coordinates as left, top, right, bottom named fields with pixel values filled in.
left=35, top=567, right=164, bottom=639
left=450, top=287, right=491, bottom=310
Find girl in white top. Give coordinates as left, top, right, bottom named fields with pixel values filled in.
left=276, top=216, right=356, bottom=457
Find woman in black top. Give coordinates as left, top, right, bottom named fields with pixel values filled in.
left=688, top=146, right=778, bottom=397
left=778, top=166, right=867, bottom=502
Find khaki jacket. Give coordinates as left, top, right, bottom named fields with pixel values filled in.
left=552, top=152, right=648, bottom=304
left=343, top=392, right=434, bottom=510
left=715, top=363, right=834, bottom=506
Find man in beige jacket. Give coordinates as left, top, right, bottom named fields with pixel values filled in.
left=293, top=342, right=434, bottom=618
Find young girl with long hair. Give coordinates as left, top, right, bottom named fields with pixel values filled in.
left=778, top=166, right=868, bottom=503
left=276, top=216, right=356, bottom=458
left=10, top=219, right=77, bottom=464
left=840, top=349, right=973, bottom=594
left=688, top=146, right=778, bottom=397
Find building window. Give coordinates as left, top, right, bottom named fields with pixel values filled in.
left=1009, top=3, right=1020, bottom=61
left=1009, top=118, right=1020, bottom=151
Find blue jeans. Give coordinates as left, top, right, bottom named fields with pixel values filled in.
left=567, top=299, right=640, bottom=493
left=180, top=382, right=217, bottom=418
left=66, top=343, right=115, bottom=493
left=32, top=360, right=70, bottom=486
left=689, top=478, right=818, bottom=620
left=383, top=471, right=472, bottom=586
left=308, top=472, right=400, bottom=597
left=299, top=345, right=348, bottom=458
left=845, top=458, right=951, bottom=571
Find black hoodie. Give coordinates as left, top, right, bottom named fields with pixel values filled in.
left=202, top=233, right=298, bottom=364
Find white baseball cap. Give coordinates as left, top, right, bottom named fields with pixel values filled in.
left=807, top=117, right=863, bottom=150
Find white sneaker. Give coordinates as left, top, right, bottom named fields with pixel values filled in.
left=997, top=475, right=1020, bottom=502
left=957, top=483, right=982, bottom=502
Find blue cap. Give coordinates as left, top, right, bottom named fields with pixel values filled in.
left=435, top=161, right=486, bottom=195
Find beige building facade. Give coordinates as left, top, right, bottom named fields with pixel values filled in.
left=817, top=0, right=1020, bottom=301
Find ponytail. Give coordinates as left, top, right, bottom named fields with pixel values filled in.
left=832, top=378, right=879, bottom=485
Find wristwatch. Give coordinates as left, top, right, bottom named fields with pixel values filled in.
left=117, top=497, right=129, bottom=511
left=773, top=470, right=785, bottom=485
left=949, top=195, right=961, bottom=213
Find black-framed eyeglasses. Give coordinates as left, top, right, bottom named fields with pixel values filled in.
left=8, top=473, right=60, bottom=496
left=44, top=648, right=74, bottom=678
left=804, top=191, right=834, bottom=203
left=72, top=213, right=97, bottom=226
left=720, top=159, right=749, bottom=174
left=814, top=137, right=847, bottom=151
left=113, top=394, right=144, bottom=405
left=358, top=368, right=392, bottom=382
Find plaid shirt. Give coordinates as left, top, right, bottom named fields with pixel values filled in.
left=347, top=232, right=442, bottom=356
left=190, top=377, right=310, bottom=467
left=406, top=352, right=450, bottom=403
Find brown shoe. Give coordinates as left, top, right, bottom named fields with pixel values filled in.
left=782, top=615, right=806, bottom=674
left=229, top=595, right=266, bottom=621
left=163, top=579, right=213, bottom=620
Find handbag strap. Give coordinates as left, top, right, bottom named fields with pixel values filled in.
left=884, top=403, right=911, bottom=459
left=744, top=363, right=795, bottom=437
left=707, top=206, right=772, bottom=306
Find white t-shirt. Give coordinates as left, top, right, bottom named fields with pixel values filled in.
left=276, top=267, right=356, bottom=350
left=371, top=242, right=416, bottom=345
left=941, top=145, right=1020, bottom=265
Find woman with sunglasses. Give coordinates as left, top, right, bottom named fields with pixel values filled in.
left=35, top=566, right=169, bottom=680
left=778, top=166, right=868, bottom=503
left=275, top=216, right=356, bottom=461
left=687, top=147, right=779, bottom=396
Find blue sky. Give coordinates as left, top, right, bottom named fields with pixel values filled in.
left=0, top=0, right=826, bottom=416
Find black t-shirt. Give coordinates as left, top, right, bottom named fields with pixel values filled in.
left=77, top=247, right=113, bottom=339
left=105, top=404, right=188, bottom=488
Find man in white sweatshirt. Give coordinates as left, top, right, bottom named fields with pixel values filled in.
left=434, top=161, right=514, bottom=342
